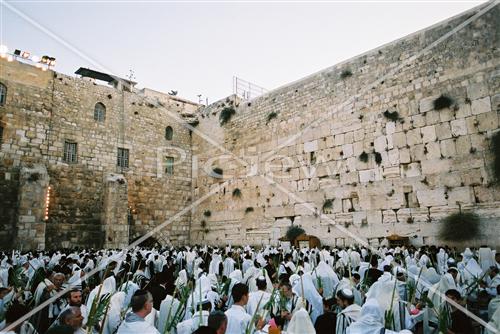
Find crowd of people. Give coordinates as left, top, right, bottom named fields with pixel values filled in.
left=0, top=244, right=498, bottom=334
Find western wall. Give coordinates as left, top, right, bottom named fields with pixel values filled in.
left=0, top=3, right=499, bottom=250
left=191, top=3, right=500, bottom=248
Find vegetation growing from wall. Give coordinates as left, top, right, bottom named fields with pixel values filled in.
left=286, top=225, right=305, bottom=243
left=433, top=94, right=454, bottom=110
left=359, top=151, right=369, bottom=163
left=219, top=107, right=236, bottom=125
left=322, top=199, right=333, bottom=213
left=266, top=112, right=278, bottom=124
left=439, top=211, right=479, bottom=241
left=383, top=110, right=400, bottom=122
left=340, top=69, right=352, bottom=79
left=232, top=188, right=242, bottom=198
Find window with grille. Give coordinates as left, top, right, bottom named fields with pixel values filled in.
left=165, top=156, right=174, bottom=175
left=117, top=148, right=129, bottom=168
left=165, top=126, right=173, bottom=140
left=63, top=141, right=77, bottom=163
left=0, top=83, right=6, bottom=106
left=94, top=102, right=106, bottom=122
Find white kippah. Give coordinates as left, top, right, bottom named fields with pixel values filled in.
left=257, top=275, right=266, bottom=281
left=342, top=288, right=353, bottom=297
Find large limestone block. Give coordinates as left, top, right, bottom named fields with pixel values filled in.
left=374, top=136, right=387, bottom=152
left=416, top=189, right=447, bottom=207
left=471, top=97, right=491, bottom=115
left=421, top=158, right=451, bottom=175
left=406, top=129, right=422, bottom=146
left=304, top=140, right=318, bottom=153
left=421, top=125, right=437, bottom=143
left=467, top=83, right=488, bottom=100
left=447, top=186, right=474, bottom=205
left=450, top=119, right=467, bottom=137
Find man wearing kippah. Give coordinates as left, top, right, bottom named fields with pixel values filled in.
left=117, top=289, right=160, bottom=334
left=335, top=288, right=361, bottom=334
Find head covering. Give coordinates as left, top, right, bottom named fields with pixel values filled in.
left=291, top=273, right=323, bottom=322
left=286, top=308, right=316, bottom=334
left=345, top=298, right=384, bottom=334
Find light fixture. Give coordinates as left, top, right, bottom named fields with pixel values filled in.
left=14, top=49, right=21, bottom=56
left=41, top=55, right=49, bottom=64
left=7, top=55, right=13, bottom=62
left=48, top=57, right=56, bottom=67
left=0, top=45, right=7, bottom=54
left=31, top=55, right=40, bottom=63
left=21, top=51, right=30, bottom=59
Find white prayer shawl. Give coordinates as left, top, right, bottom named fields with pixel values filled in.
left=116, top=315, right=160, bottom=334
left=487, top=306, right=500, bottom=334
left=346, top=299, right=393, bottom=334
left=246, top=290, right=271, bottom=320
left=223, top=257, right=236, bottom=278
left=336, top=304, right=362, bottom=334
left=428, top=273, right=457, bottom=315
left=488, top=296, right=500, bottom=320
left=119, top=281, right=139, bottom=309
left=103, top=292, right=126, bottom=334
left=291, top=273, right=323, bottom=322
left=479, top=247, right=496, bottom=272
left=209, top=254, right=222, bottom=275
left=418, top=254, right=430, bottom=267
left=86, top=276, right=116, bottom=314
left=312, top=261, right=339, bottom=299
left=336, top=278, right=362, bottom=306
left=365, top=273, right=406, bottom=331
left=349, top=251, right=361, bottom=269
left=158, top=295, right=182, bottom=332
left=225, top=304, right=252, bottom=334
left=246, top=268, right=273, bottom=293
left=0, top=268, right=8, bottom=288
left=175, top=269, right=188, bottom=288
left=176, top=310, right=209, bottom=334
left=463, top=258, right=482, bottom=284
left=242, top=259, right=253, bottom=275
left=34, top=279, right=52, bottom=306
left=437, top=249, right=449, bottom=274
left=286, top=308, right=316, bottom=334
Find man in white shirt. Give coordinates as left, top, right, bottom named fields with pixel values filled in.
left=246, top=277, right=271, bottom=319
left=117, top=290, right=160, bottom=334
left=225, top=283, right=264, bottom=334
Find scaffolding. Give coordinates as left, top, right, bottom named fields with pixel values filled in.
left=232, top=76, right=268, bottom=101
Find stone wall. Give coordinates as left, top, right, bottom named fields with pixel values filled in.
left=191, top=3, right=500, bottom=247
left=0, top=59, right=197, bottom=249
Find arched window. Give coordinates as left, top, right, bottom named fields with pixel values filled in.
left=0, top=83, right=7, bottom=106
left=165, top=126, right=173, bottom=140
left=94, top=102, right=106, bottom=122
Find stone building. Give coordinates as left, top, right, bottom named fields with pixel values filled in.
left=0, top=3, right=499, bottom=250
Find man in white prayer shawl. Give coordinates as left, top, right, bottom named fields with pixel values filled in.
left=158, top=294, right=182, bottom=333
left=103, top=291, right=126, bottom=334
left=176, top=300, right=211, bottom=334
left=312, top=261, right=339, bottom=300
left=209, top=252, right=222, bottom=276
left=291, top=272, right=323, bottom=323
left=366, top=271, right=412, bottom=331
left=479, top=246, right=496, bottom=272
left=335, top=288, right=361, bottom=334
left=436, top=248, right=449, bottom=274
left=246, top=276, right=271, bottom=321
left=346, top=298, right=412, bottom=334
left=286, top=308, right=316, bottom=334
left=488, top=285, right=500, bottom=320
left=223, top=253, right=236, bottom=278
left=117, top=289, right=160, bottom=334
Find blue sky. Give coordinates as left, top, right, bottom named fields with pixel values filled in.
left=1, top=1, right=486, bottom=103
